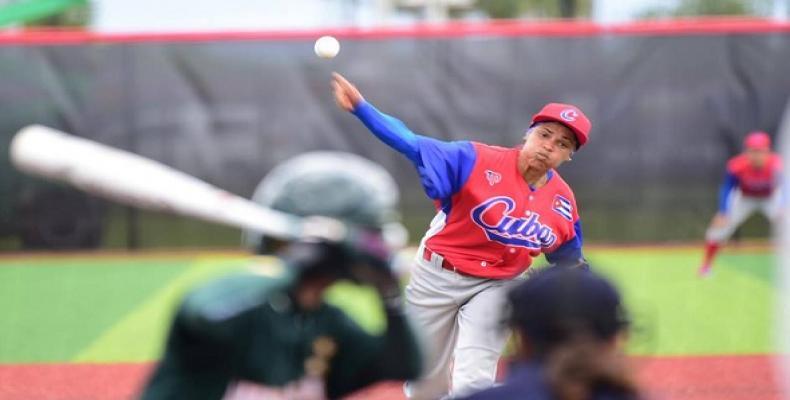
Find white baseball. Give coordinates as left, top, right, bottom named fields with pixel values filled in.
left=314, top=36, right=340, bottom=59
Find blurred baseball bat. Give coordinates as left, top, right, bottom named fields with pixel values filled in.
left=9, top=125, right=346, bottom=242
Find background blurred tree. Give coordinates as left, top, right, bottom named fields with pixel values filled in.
left=473, top=0, right=592, bottom=19
left=26, top=0, right=90, bottom=28
left=640, top=0, right=771, bottom=18
left=0, top=0, right=90, bottom=28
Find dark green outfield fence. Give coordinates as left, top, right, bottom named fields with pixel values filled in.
left=1, top=19, right=789, bottom=249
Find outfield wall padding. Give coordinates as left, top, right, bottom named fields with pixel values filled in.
left=1, top=22, right=788, bottom=246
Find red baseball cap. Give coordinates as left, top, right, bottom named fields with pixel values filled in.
left=744, top=131, right=771, bottom=150
left=531, top=103, right=591, bottom=149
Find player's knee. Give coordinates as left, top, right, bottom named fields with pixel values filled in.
left=705, top=228, right=729, bottom=243
left=451, top=347, right=500, bottom=396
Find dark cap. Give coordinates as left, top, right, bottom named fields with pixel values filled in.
left=508, top=267, right=628, bottom=347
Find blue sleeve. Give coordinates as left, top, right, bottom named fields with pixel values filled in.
left=545, top=220, right=584, bottom=266
left=352, top=101, right=420, bottom=163
left=352, top=101, right=476, bottom=202
left=414, top=136, right=476, bottom=201
left=718, top=172, right=738, bottom=213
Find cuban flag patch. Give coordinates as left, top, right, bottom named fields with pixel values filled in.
left=552, top=195, right=573, bottom=221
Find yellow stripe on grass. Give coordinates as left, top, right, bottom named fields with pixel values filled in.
left=73, top=255, right=254, bottom=362
left=74, top=254, right=392, bottom=363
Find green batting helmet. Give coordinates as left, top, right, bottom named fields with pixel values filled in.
left=243, top=152, right=406, bottom=254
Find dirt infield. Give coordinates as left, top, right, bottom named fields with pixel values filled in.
left=0, top=363, right=151, bottom=400
left=633, top=355, right=783, bottom=400
left=0, top=354, right=782, bottom=400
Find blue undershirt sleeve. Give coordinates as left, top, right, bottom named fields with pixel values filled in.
left=351, top=101, right=476, bottom=203
left=352, top=101, right=420, bottom=163
left=545, top=220, right=584, bottom=266
left=718, top=172, right=738, bottom=213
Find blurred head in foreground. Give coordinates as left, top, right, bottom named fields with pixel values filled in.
left=510, top=267, right=627, bottom=356
left=511, top=267, right=636, bottom=399
left=461, top=267, right=638, bottom=400
left=245, top=151, right=405, bottom=254
left=243, top=151, right=408, bottom=308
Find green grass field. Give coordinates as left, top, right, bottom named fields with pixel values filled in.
left=0, top=246, right=777, bottom=364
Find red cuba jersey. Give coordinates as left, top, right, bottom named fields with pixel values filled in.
left=423, top=143, right=580, bottom=279
left=727, top=153, right=782, bottom=197
left=350, top=100, right=585, bottom=279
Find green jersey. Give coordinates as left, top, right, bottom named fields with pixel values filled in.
left=141, top=267, right=422, bottom=399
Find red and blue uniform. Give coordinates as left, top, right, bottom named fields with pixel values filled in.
left=718, top=153, right=782, bottom=212
left=351, top=99, right=590, bottom=399
left=699, top=131, right=782, bottom=276
left=353, top=102, right=583, bottom=279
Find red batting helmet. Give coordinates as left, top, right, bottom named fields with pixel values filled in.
left=531, top=103, right=591, bottom=149
left=744, top=131, right=771, bottom=150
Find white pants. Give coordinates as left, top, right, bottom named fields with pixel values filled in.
left=706, top=190, right=781, bottom=243
left=404, top=245, right=519, bottom=400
